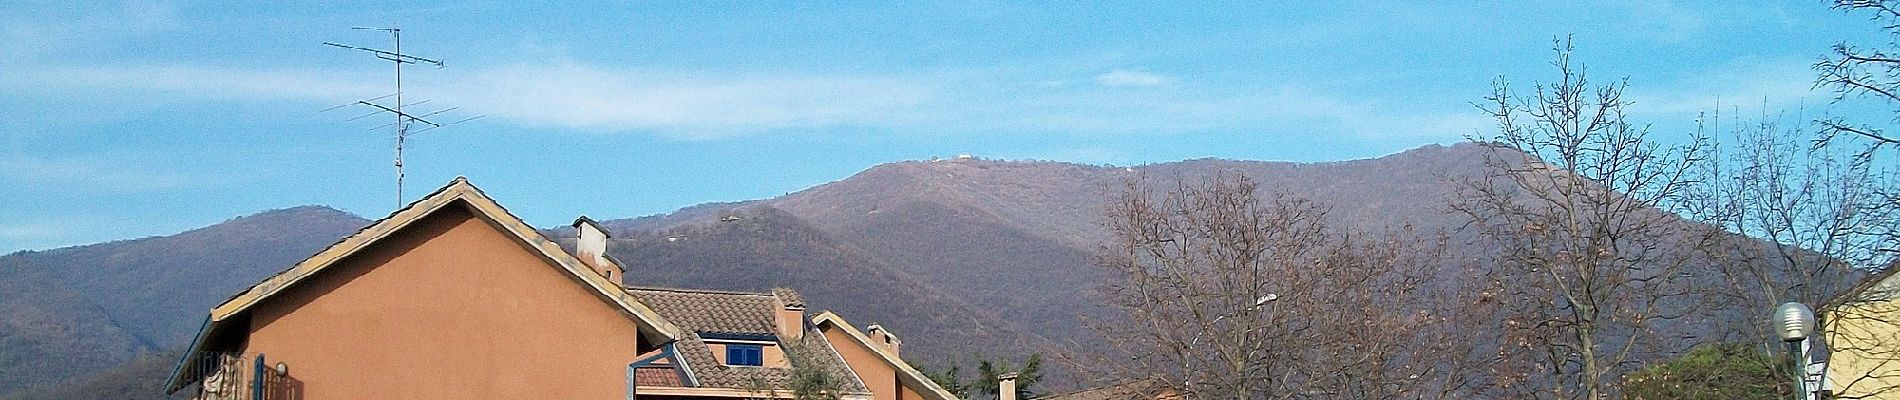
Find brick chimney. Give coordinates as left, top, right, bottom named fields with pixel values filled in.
left=571, top=216, right=621, bottom=282
left=998, top=373, right=1019, bottom=400
left=865, top=324, right=901, bottom=357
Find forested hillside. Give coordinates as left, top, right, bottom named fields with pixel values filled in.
left=0, top=143, right=1847, bottom=398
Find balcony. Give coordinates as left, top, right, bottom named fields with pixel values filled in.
left=172, top=352, right=302, bottom=400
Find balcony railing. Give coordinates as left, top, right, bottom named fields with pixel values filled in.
left=175, top=352, right=301, bottom=400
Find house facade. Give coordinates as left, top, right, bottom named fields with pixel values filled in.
left=164, top=177, right=948, bottom=400
left=1824, top=267, right=1900, bottom=399
left=813, top=312, right=959, bottom=400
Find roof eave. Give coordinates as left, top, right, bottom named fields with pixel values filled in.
left=162, top=316, right=216, bottom=394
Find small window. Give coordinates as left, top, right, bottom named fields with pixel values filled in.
left=726, top=344, right=763, bottom=366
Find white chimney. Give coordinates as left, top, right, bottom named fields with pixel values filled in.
left=571, top=216, right=620, bottom=282
left=998, top=373, right=1019, bottom=400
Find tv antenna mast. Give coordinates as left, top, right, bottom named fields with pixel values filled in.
left=324, top=26, right=480, bottom=207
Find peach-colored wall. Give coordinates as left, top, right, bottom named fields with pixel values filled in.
left=244, top=204, right=646, bottom=399
left=775, top=308, right=804, bottom=342
left=822, top=327, right=901, bottom=400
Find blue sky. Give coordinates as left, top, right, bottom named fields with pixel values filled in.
left=0, top=1, right=1887, bottom=252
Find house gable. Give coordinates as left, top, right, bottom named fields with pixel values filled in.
left=167, top=177, right=683, bottom=394
left=813, top=312, right=959, bottom=400
left=241, top=204, right=656, bottom=398
left=208, top=177, right=680, bottom=342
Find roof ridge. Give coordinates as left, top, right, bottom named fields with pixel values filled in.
left=625, top=285, right=777, bottom=297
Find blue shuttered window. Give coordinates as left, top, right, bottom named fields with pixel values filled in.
left=726, top=344, right=763, bottom=366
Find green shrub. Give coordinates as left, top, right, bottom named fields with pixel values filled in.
left=1622, top=342, right=1793, bottom=400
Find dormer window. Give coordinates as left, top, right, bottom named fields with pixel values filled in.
left=701, top=333, right=781, bottom=367
left=725, top=344, right=763, bottom=366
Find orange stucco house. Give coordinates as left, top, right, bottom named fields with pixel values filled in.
left=814, top=312, right=959, bottom=400
left=164, top=177, right=958, bottom=400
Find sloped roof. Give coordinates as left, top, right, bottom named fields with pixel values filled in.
left=812, top=311, right=961, bottom=400
left=629, top=287, right=871, bottom=396
left=168, top=177, right=685, bottom=393
left=634, top=366, right=686, bottom=387
left=773, top=287, right=807, bottom=309
left=629, top=287, right=781, bottom=336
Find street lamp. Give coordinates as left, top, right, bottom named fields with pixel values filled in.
left=1775, top=302, right=1817, bottom=342
left=1772, top=302, right=1816, bottom=400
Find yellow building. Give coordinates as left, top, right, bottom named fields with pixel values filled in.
left=1825, top=267, right=1900, bottom=399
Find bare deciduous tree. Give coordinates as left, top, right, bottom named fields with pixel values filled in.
left=1689, top=108, right=1900, bottom=398
left=1817, top=0, right=1900, bottom=157
left=1455, top=39, right=1714, bottom=400
left=1090, top=172, right=1491, bottom=400
left=1810, top=4, right=1900, bottom=395
left=1690, top=109, right=1898, bottom=322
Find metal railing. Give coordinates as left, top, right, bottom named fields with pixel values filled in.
left=176, top=352, right=302, bottom=400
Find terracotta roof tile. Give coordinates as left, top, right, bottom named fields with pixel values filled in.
left=772, top=288, right=805, bottom=309
left=626, top=286, right=869, bottom=395
left=633, top=366, right=684, bottom=387
left=628, top=287, right=778, bottom=335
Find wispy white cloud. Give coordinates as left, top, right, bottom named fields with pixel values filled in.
left=1092, top=69, right=1174, bottom=88
left=945, top=82, right=1483, bottom=140
left=1615, top=1, right=1709, bottom=44
left=0, top=222, right=72, bottom=241
left=27, top=64, right=382, bottom=102
left=0, top=0, right=182, bottom=57
left=1631, top=59, right=1821, bottom=115
left=0, top=155, right=210, bottom=193
left=438, top=63, right=937, bottom=139
left=10, top=58, right=1485, bottom=142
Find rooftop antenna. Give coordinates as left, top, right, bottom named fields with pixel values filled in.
left=324, top=26, right=479, bottom=207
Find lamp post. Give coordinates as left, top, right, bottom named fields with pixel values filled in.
left=1773, top=302, right=1817, bottom=400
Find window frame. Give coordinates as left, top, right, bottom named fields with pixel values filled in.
left=724, top=343, right=764, bottom=367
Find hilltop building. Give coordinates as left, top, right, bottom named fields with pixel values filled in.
left=165, top=177, right=957, bottom=400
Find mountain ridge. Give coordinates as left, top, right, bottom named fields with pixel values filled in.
left=0, top=205, right=371, bottom=396
left=2, top=142, right=1747, bottom=398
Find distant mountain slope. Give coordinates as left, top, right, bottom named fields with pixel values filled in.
left=5, top=351, right=182, bottom=400
left=600, top=144, right=1499, bottom=348
left=0, top=257, right=147, bottom=395
left=0, top=206, right=369, bottom=396
left=608, top=206, right=1052, bottom=367
left=6, top=142, right=1822, bottom=398
left=813, top=198, right=1105, bottom=339
left=1141, top=144, right=1485, bottom=230
left=20, top=205, right=370, bottom=346
left=770, top=159, right=1123, bottom=248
